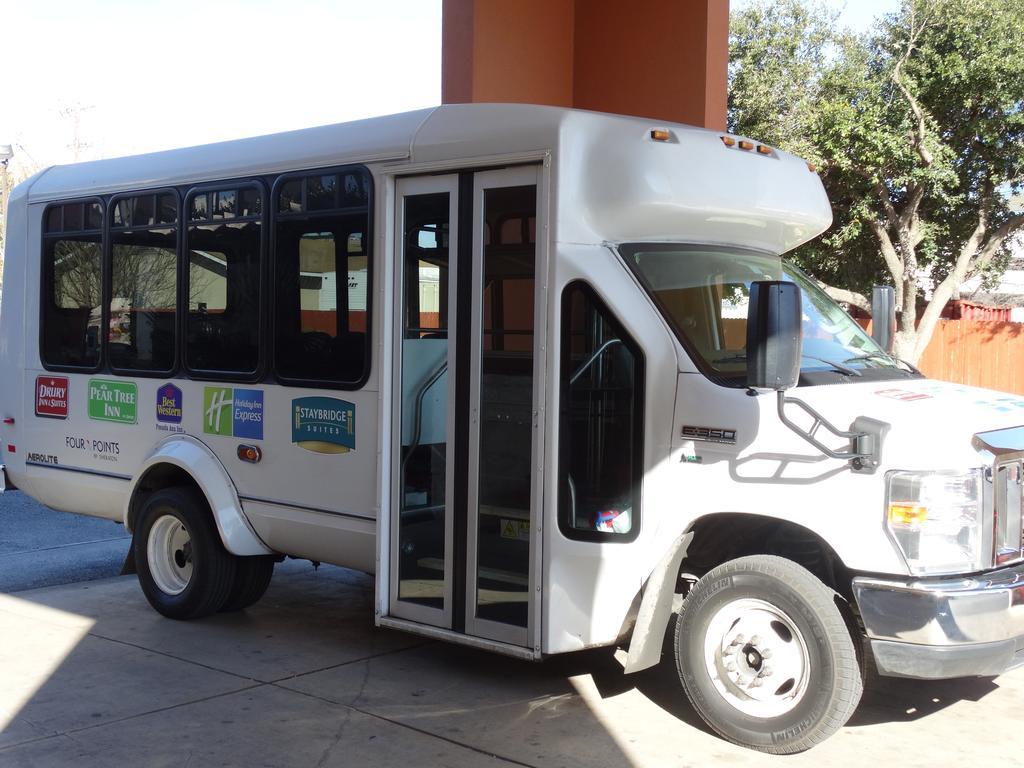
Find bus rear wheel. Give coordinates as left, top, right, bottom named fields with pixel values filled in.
left=674, top=555, right=862, bottom=754
left=219, top=555, right=275, bottom=612
left=135, top=486, right=236, bottom=620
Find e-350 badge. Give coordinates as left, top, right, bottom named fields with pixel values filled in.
left=681, top=425, right=737, bottom=444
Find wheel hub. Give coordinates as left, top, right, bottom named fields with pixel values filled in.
left=147, top=514, right=194, bottom=596
left=703, top=598, right=811, bottom=717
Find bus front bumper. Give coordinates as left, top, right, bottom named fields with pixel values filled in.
left=852, top=563, right=1024, bottom=680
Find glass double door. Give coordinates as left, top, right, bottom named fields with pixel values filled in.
left=390, top=167, right=541, bottom=647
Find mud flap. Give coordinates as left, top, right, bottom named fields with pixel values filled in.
left=624, top=532, right=693, bottom=674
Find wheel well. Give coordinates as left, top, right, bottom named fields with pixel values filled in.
left=679, top=513, right=853, bottom=601
left=128, top=464, right=208, bottom=533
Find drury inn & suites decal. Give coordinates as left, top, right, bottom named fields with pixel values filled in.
left=88, top=379, right=138, bottom=424
left=292, top=397, right=355, bottom=454
left=35, top=376, right=69, bottom=419
left=204, top=387, right=264, bottom=439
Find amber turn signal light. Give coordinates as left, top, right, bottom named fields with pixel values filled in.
left=238, top=444, right=262, bottom=464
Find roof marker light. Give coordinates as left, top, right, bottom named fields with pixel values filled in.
left=650, top=129, right=671, bottom=142
left=756, top=144, right=773, bottom=155
left=807, top=162, right=818, bottom=173
left=720, top=136, right=736, bottom=147
left=738, top=140, right=754, bottom=151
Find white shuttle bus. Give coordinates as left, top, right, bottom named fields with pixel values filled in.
left=2, top=104, right=1023, bottom=753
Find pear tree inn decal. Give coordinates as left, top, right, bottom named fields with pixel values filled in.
left=292, top=397, right=355, bottom=454
left=88, top=379, right=138, bottom=424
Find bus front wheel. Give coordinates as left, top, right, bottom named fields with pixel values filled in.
left=674, top=555, right=862, bottom=754
left=134, top=486, right=237, bottom=620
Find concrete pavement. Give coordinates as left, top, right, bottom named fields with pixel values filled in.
left=1, top=559, right=1023, bottom=768
left=0, top=491, right=130, bottom=592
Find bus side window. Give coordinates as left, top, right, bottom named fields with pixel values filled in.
left=41, top=200, right=104, bottom=370
left=273, top=167, right=372, bottom=386
left=559, top=282, right=644, bottom=542
left=108, top=191, right=178, bottom=373
left=185, top=186, right=263, bottom=376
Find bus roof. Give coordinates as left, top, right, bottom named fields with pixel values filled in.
left=22, top=103, right=831, bottom=254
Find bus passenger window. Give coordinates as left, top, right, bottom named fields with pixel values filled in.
left=41, top=201, right=104, bottom=369
left=559, top=283, right=644, bottom=541
left=273, top=167, right=372, bottom=386
left=109, top=192, right=178, bottom=373
left=185, top=186, right=263, bottom=375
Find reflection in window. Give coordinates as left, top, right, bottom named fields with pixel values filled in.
left=475, top=184, right=536, bottom=628
left=186, top=186, right=262, bottom=374
left=621, top=244, right=901, bottom=384
left=41, top=201, right=104, bottom=368
left=274, top=167, right=372, bottom=384
left=109, top=193, right=178, bottom=372
left=559, top=283, right=643, bottom=541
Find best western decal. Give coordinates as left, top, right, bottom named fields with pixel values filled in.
left=204, top=387, right=263, bottom=439
left=35, top=376, right=69, bottom=419
left=88, top=379, right=138, bottom=424
left=156, top=384, right=184, bottom=433
left=292, top=397, right=355, bottom=454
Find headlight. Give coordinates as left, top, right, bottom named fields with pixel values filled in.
left=885, top=469, right=987, bottom=576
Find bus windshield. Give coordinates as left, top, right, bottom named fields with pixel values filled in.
left=618, top=243, right=912, bottom=385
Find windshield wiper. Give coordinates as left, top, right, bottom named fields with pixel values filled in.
left=803, top=355, right=861, bottom=376
left=715, top=352, right=861, bottom=377
left=844, top=352, right=920, bottom=374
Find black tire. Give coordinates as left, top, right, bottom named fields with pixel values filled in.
left=219, top=555, right=275, bottom=612
left=134, top=486, right=237, bottom=620
left=675, top=555, right=862, bottom=754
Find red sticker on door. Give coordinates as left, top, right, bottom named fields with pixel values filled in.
left=36, top=376, right=70, bottom=418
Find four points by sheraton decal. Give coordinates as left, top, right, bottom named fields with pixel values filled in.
left=204, top=387, right=264, bottom=440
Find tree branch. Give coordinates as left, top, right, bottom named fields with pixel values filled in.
left=891, top=3, right=935, bottom=167
left=867, top=217, right=904, bottom=286
left=950, top=182, right=995, bottom=283
left=817, top=281, right=871, bottom=313
left=970, top=215, right=1024, bottom=276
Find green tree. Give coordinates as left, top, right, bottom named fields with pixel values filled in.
left=729, top=0, right=1024, bottom=363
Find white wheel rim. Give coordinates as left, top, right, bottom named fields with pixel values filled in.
left=147, top=514, right=193, bottom=596
left=702, top=597, right=811, bottom=718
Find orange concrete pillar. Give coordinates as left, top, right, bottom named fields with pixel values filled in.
left=442, top=0, right=729, bottom=130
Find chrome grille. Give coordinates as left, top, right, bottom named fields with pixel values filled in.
left=994, top=461, right=1024, bottom=567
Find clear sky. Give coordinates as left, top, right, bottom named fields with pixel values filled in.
left=731, top=0, right=903, bottom=33
left=2, top=0, right=900, bottom=174
left=3, top=0, right=443, bottom=171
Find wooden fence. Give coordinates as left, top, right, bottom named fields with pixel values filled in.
left=916, top=320, right=1024, bottom=395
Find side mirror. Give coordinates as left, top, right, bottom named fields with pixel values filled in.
left=871, top=285, right=895, bottom=353
left=746, top=281, right=802, bottom=391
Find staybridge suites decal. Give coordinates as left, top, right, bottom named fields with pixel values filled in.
left=292, top=397, right=355, bottom=454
